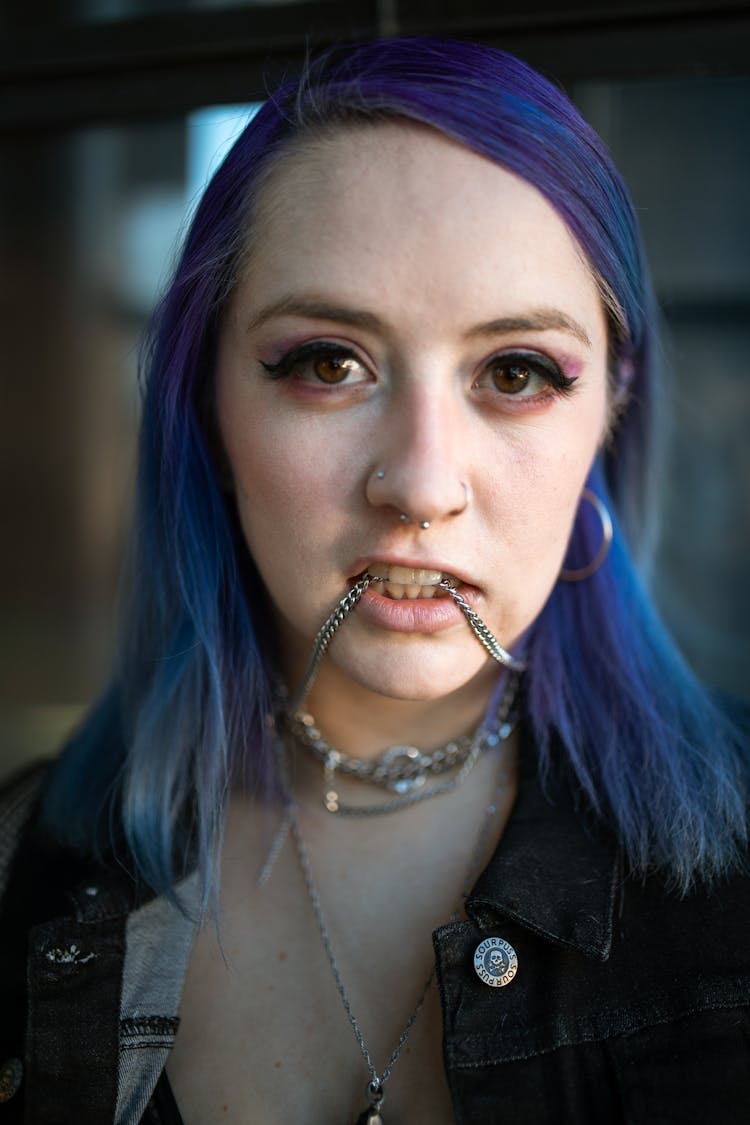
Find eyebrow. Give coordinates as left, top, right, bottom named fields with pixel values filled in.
left=245, top=297, right=591, bottom=349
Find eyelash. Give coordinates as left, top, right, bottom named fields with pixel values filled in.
left=260, top=341, right=368, bottom=385
left=477, top=350, right=578, bottom=400
left=259, top=341, right=578, bottom=402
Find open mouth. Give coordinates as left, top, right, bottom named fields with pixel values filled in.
left=363, top=564, right=460, bottom=601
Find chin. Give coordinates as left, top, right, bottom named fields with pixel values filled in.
left=333, top=640, right=496, bottom=702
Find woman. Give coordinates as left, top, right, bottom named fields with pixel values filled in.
left=1, top=38, right=748, bottom=1125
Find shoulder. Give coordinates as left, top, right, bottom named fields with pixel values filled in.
left=443, top=785, right=750, bottom=1122
left=0, top=761, right=52, bottom=904
left=0, top=762, right=171, bottom=1124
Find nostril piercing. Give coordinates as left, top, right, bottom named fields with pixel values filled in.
left=399, top=513, right=409, bottom=523
left=375, top=470, right=385, bottom=479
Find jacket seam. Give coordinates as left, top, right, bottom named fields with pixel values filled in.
left=448, top=992, right=750, bottom=1069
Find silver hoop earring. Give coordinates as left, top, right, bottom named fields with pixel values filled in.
left=560, top=488, right=613, bottom=582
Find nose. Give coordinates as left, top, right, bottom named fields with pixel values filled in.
left=365, top=385, right=470, bottom=526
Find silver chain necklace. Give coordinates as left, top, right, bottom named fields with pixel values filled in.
left=262, top=570, right=524, bottom=1119
left=281, top=570, right=524, bottom=817
left=281, top=743, right=514, bottom=1124
left=280, top=674, right=518, bottom=816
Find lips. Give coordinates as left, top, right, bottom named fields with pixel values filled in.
left=347, top=559, right=479, bottom=633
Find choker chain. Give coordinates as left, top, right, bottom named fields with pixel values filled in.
left=280, top=672, right=519, bottom=816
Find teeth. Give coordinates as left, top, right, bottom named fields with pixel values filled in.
left=385, top=565, right=443, bottom=585
left=370, top=565, right=446, bottom=585
left=379, top=581, right=447, bottom=600
left=365, top=565, right=459, bottom=600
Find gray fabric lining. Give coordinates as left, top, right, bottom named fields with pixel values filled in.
left=116, top=871, right=200, bottom=1125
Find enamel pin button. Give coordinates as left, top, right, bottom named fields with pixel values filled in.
left=473, top=937, right=518, bottom=988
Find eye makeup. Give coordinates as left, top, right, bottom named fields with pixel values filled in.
left=476, top=348, right=579, bottom=399
left=257, top=337, right=583, bottom=410
left=259, top=340, right=368, bottom=384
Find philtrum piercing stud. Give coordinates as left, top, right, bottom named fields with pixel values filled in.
left=375, top=470, right=385, bottom=479
left=419, top=520, right=431, bottom=530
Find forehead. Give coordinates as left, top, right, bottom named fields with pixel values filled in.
left=239, top=122, right=605, bottom=341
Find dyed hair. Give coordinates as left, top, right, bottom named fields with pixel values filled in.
left=44, top=38, right=747, bottom=899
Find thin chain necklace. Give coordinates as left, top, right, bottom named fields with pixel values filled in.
left=279, top=742, right=515, bottom=1123
left=262, top=571, right=524, bottom=1119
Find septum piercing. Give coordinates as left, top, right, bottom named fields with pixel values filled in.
left=374, top=467, right=466, bottom=530
left=398, top=513, right=431, bottom=529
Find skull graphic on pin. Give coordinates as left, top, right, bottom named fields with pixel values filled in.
left=473, top=936, right=518, bottom=988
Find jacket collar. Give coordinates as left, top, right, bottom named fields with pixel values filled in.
left=466, top=730, right=621, bottom=961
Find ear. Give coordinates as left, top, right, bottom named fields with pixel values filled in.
left=602, top=354, right=635, bottom=446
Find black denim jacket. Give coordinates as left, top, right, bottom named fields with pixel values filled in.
left=1, top=746, right=750, bottom=1124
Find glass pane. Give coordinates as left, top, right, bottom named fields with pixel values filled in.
left=1, top=0, right=316, bottom=29
left=0, top=104, right=266, bottom=776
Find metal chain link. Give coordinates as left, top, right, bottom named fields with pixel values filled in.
left=291, top=571, right=524, bottom=716
left=317, top=674, right=518, bottom=817
left=439, top=581, right=526, bottom=672
left=266, top=571, right=524, bottom=1114
left=290, top=575, right=371, bottom=711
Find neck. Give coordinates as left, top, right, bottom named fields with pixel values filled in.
left=286, top=660, right=502, bottom=759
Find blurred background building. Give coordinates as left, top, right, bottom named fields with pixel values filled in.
left=1, top=0, right=749, bottom=779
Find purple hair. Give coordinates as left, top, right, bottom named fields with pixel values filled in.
left=44, top=38, right=747, bottom=900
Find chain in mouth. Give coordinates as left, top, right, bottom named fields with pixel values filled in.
left=290, top=565, right=524, bottom=709
left=363, top=564, right=460, bottom=601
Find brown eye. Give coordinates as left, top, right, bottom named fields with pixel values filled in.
left=313, top=355, right=361, bottom=384
left=475, top=350, right=574, bottom=400
left=260, top=343, right=370, bottom=385
left=490, top=361, right=532, bottom=395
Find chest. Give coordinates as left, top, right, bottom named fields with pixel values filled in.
left=165, top=799, right=507, bottom=1124
left=167, top=865, right=456, bottom=1124
left=166, top=757, right=518, bottom=1124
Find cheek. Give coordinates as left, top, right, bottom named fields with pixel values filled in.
left=219, top=397, right=356, bottom=569
left=485, top=403, right=606, bottom=581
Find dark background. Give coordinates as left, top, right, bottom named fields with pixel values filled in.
left=2, top=0, right=749, bottom=779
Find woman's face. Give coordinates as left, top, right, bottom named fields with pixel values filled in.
left=216, top=123, right=610, bottom=702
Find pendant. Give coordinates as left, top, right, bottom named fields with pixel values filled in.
left=355, top=1078, right=385, bottom=1123
left=355, top=1109, right=383, bottom=1124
